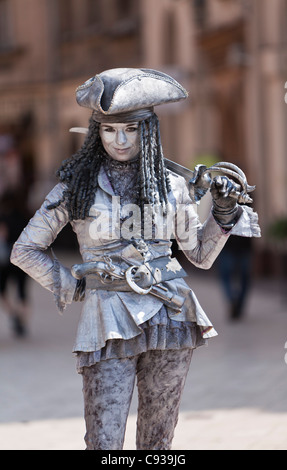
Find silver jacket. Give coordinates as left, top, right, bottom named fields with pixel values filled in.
left=10, top=167, right=260, bottom=353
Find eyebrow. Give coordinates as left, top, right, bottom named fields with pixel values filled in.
left=101, top=122, right=139, bottom=129
left=101, top=123, right=139, bottom=128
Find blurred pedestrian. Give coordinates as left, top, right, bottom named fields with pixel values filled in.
left=0, top=191, right=30, bottom=336
left=0, top=135, right=31, bottom=337
left=217, top=234, right=253, bottom=320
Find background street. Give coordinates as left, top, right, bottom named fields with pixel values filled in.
left=0, top=253, right=287, bottom=450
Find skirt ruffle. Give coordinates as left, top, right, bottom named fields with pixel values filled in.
left=76, top=306, right=207, bottom=373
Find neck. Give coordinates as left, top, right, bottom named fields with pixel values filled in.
left=103, top=153, right=140, bottom=169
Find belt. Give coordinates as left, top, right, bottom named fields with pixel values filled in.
left=72, top=255, right=187, bottom=313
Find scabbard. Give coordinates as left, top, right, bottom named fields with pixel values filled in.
left=149, top=285, right=185, bottom=312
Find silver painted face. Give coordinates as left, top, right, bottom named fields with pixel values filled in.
left=99, top=122, right=140, bottom=162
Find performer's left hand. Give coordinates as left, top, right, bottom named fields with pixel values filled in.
left=210, top=175, right=241, bottom=212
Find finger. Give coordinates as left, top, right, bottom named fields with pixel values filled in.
left=220, top=177, right=241, bottom=197
left=229, top=189, right=241, bottom=200
left=230, top=181, right=241, bottom=193
left=214, top=175, right=223, bottom=186
left=215, top=176, right=229, bottom=196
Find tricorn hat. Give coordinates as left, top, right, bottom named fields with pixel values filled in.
left=76, top=68, right=188, bottom=122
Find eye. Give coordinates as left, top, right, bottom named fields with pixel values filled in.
left=102, top=127, right=115, bottom=133
left=126, top=126, right=138, bottom=133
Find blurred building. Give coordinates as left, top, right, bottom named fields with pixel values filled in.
left=0, top=0, right=286, bottom=272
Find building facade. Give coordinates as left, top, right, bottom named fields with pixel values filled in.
left=0, top=0, right=286, bottom=270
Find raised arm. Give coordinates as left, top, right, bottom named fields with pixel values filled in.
left=173, top=175, right=260, bottom=270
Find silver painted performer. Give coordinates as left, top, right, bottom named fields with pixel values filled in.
left=11, top=68, right=260, bottom=450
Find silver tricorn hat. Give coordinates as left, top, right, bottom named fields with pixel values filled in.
left=76, top=68, right=188, bottom=121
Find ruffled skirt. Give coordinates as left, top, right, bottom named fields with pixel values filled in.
left=76, top=305, right=207, bottom=373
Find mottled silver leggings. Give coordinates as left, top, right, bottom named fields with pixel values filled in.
left=81, top=348, right=193, bottom=450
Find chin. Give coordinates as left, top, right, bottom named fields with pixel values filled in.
left=112, top=152, right=136, bottom=162
left=112, top=155, right=130, bottom=162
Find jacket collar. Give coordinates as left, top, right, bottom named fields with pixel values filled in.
left=97, top=164, right=115, bottom=196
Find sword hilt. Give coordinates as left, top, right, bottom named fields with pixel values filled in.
left=189, top=162, right=255, bottom=204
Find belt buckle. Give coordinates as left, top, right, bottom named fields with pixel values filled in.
left=125, top=266, right=152, bottom=295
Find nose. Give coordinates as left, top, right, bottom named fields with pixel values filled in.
left=115, top=129, right=127, bottom=146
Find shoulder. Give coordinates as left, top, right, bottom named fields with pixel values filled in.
left=166, top=169, right=190, bottom=205
left=167, top=169, right=188, bottom=194
left=43, top=182, right=68, bottom=208
left=167, top=169, right=186, bottom=186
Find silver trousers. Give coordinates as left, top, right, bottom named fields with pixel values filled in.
left=81, top=348, right=193, bottom=450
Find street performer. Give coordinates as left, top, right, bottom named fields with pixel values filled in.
left=10, top=68, right=260, bottom=450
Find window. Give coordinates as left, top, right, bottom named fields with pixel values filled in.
left=164, top=11, right=177, bottom=65
left=86, top=0, right=102, bottom=26
left=0, top=0, right=12, bottom=49
left=59, top=0, right=74, bottom=36
left=116, top=0, right=134, bottom=21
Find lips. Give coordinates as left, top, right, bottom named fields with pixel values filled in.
left=114, top=148, right=130, bottom=153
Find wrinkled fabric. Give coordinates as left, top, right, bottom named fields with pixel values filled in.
left=82, top=348, right=193, bottom=450
left=10, top=166, right=260, bottom=353
left=76, top=305, right=205, bottom=373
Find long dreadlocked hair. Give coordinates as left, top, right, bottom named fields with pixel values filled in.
left=47, top=113, right=171, bottom=221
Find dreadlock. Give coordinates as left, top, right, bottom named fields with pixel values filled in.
left=138, top=113, right=171, bottom=214
left=47, top=113, right=170, bottom=221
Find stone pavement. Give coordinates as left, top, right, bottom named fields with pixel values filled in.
left=0, top=253, right=287, bottom=450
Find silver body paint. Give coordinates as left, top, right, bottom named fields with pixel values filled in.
left=10, top=167, right=260, bottom=353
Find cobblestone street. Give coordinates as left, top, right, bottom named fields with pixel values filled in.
left=1, top=254, right=287, bottom=450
